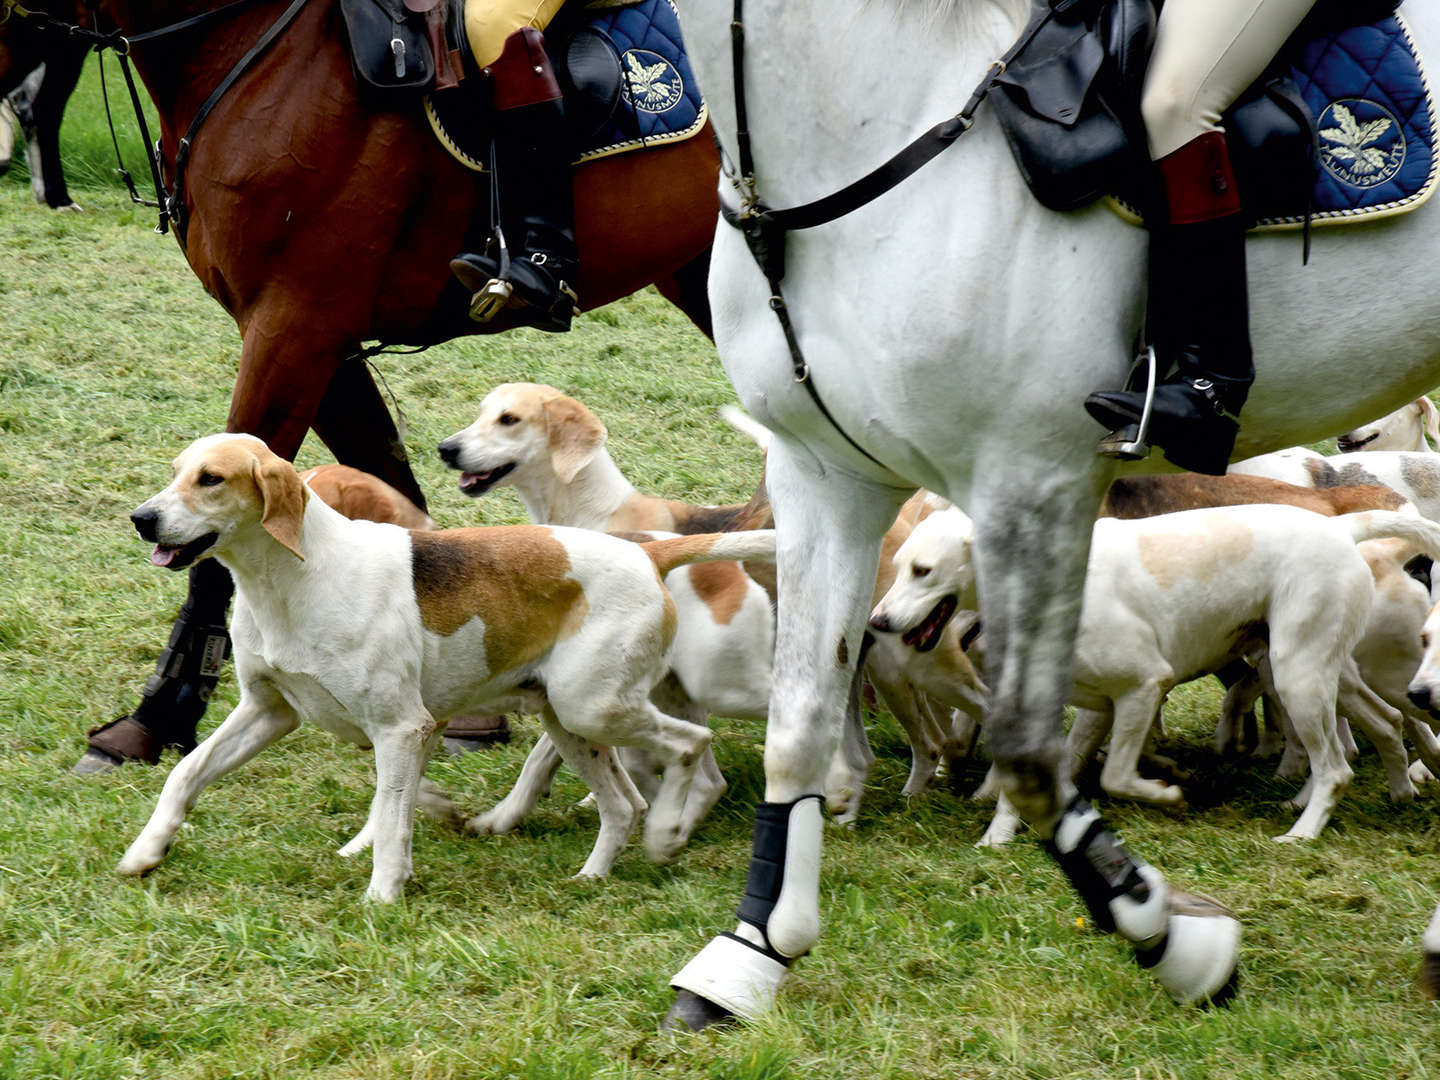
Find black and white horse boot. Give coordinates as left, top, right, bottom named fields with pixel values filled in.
left=1047, top=797, right=1241, bottom=1003
left=666, top=796, right=825, bottom=1027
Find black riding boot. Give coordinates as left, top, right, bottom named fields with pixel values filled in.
left=1084, top=132, right=1254, bottom=476
left=450, top=28, right=578, bottom=332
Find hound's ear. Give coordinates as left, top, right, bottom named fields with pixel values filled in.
left=544, top=395, right=607, bottom=484
left=1420, top=396, right=1440, bottom=450
left=252, top=454, right=308, bottom=559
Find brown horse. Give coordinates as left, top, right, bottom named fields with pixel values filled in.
left=12, top=0, right=721, bottom=768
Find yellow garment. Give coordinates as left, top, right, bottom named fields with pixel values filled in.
left=465, top=0, right=569, bottom=69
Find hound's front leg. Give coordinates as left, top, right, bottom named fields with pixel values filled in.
left=118, top=687, right=299, bottom=876
left=972, top=468, right=1239, bottom=1006
left=666, top=443, right=908, bottom=1029
left=362, top=708, right=442, bottom=902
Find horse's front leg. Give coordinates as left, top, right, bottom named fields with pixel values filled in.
left=666, top=441, right=907, bottom=1029
left=972, top=471, right=1240, bottom=1005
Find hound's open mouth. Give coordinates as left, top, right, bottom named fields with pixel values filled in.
left=1336, top=432, right=1377, bottom=452
left=901, top=594, right=958, bottom=653
left=150, top=533, right=218, bottom=570
left=457, top=462, right=516, bottom=496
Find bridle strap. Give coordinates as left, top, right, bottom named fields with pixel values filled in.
left=166, top=0, right=311, bottom=244
left=2, top=0, right=309, bottom=245
left=721, top=0, right=1055, bottom=470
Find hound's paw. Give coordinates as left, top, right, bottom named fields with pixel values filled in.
left=466, top=807, right=520, bottom=836
left=337, top=834, right=372, bottom=858
left=116, top=836, right=169, bottom=876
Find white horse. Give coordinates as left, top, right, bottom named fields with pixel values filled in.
left=661, top=0, right=1440, bottom=1028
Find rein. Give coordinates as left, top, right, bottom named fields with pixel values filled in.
left=721, top=0, right=1057, bottom=468
left=1, top=0, right=309, bottom=244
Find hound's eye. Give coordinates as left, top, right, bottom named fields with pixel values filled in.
left=911, top=565, right=931, bottom=579
left=498, top=412, right=520, bottom=426
left=1423, top=633, right=1432, bottom=650
left=198, top=472, right=224, bottom=487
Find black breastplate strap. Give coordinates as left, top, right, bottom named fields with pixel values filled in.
left=722, top=0, right=1055, bottom=468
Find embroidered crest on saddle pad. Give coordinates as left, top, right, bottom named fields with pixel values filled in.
left=1109, top=13, right=1437, bottom=231
left=425, top=0, right=706, bottom=172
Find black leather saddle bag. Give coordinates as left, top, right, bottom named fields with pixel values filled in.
left=337, top=0, right=436, bottom=97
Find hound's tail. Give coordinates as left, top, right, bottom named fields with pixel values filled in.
left=1340, top=510, right=1440, bottom=557
left=641, top=530, right=777, bottom=576
left=719, top=405, right=774, bottom=451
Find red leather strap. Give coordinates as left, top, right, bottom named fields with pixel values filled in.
left=1157, top=131, right=1243, bottom=224
left=488, top=27, right=562, bottom=111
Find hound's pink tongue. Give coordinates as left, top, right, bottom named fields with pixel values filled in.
left=151, top=545, right=180, bottom=568
left=460, top=470, right=490, bottom=489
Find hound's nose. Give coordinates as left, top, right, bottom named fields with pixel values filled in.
left=1409, top=685, right=1433, bottom=712
left=437, top=439, right=461, bottom=467
left=131, top=506, right=160, bottom=542
left=868, top=611, right=893, bottom=633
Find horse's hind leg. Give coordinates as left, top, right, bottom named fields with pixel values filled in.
left=970, top=470, right=1239, bottom=1005
left=666, top=442, right=908, bottom=1029
left=311, top=356, right=427, bottom=510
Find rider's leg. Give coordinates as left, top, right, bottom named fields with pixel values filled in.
left=450, top=28, right=579, bottom=332
left=1084, top=0, right=1317, bottom=475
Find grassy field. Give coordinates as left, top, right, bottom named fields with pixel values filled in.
left=2, top=67, right=1439, bottom=1080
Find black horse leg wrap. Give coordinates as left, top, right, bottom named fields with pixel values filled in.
left=730, top=796, right=824, bottom=962
left=133, top=561, right=234, bottom=747
left=1043, top=796, right=1152, bottom=935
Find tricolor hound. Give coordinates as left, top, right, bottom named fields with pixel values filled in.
left=117, top=434, right=776, bottom=897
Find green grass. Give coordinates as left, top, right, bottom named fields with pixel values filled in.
left=3, top=74, right=1440, bottom=1080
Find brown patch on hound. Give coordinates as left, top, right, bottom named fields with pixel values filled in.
left=1138, top=515, right=1255, bottom=590
left=302, top=464, right=435, bottom=530
left=409, top=527, right=588, bottom=672
left=683, top=561, right=752, bottom=626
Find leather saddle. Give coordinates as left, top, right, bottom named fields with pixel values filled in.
left=991, top=0, right=1405, bottom=218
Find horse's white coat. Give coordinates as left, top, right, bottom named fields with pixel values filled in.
left=672, top=0, right=1440, bottom=1015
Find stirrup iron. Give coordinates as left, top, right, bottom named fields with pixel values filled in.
left=1096, top=345, right=1158, bottom=462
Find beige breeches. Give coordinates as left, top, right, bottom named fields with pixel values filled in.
left=1141, top=0, right=1316, bottom=160
left=465, top=0, right=568, bottom=69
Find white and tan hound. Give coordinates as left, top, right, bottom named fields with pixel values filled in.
left=117, top=434, right=776, bottom=897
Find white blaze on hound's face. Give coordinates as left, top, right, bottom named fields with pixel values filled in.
left=869, top=508, right=975, bottom=647
left=442, top=383, right=562, bottom=496
left=132, top=434, right=276, bottom=569
left=1407, top=603, right=1440, bottom=716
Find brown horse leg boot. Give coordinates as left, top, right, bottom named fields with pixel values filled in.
left=450, top=28, right=578, bottom=331
left=1085, top=132, right=1254, bottom=475
left=74, top=560, right=233, bottom=774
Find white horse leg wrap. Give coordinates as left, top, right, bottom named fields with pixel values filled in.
left=1048, top=797, right=1240, bottom=1003
left=732, top=796, right=825, bottom=960
left=668, top=797, right=825, bottom=1019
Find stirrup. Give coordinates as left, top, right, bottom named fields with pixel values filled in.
left=1096, top=346, right=1158, bottom=462
left=468, top=278, right=514, bottom=323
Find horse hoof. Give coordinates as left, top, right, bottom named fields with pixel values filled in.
left=661, top=989, right=737, bottom=1033
left=1146, top=889, right=1242, bottom=1005
left=669, top=934, right=789, bottom=1023
left=72, top=747, right=125, bottom=776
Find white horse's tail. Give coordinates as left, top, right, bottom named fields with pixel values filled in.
left=1339, top=511, right=1440, bottom=558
